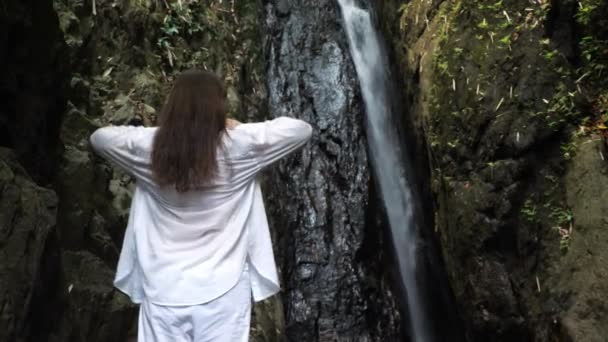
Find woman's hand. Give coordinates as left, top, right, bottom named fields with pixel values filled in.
left=226, top=118, right=242, bottom=129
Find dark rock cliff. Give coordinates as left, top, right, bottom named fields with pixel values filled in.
left=0, top=0, right=69, bottom=183
left=2, top=0, right=606, bottom=341
left=378, top=0, right=608, bottom=340
left=263, top=0, right=402, bottom=340
left=0, top=149, right=59, bottom=341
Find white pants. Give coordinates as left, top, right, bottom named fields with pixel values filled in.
left=138, top=265, right=252, bottom=342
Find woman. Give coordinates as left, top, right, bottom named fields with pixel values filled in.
left=90, top=70, right=312, bottom=342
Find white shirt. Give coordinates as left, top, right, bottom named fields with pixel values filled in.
left=90, top=117, right=313, bottom=305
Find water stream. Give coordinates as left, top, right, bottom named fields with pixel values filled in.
left=337, top=1, right=432, bottom=340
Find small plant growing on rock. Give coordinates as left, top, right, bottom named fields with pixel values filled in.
left=157, top=1, right=204, bottom=67
left=550, top=207, right=574, bottom=252
left=560, top=140, right=578, bottom=160
left=521, top=199, right=538, bottom=223
left=576, top=0, right=602, bottom=26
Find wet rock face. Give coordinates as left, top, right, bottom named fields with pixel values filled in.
left=263, top=1, right=401, bottom=340
left=0, top=0, right=69, bottom=183
left=0, top=148, right=59, bottom=341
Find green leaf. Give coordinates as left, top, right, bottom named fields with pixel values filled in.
left=478, top=18, right=489, bottom=29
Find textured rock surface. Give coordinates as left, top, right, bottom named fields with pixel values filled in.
left=379, top=0, right=608, bottom=340
left=0, top=148, right=59, bottom=341
left=263, top=1, right=402, bottom=340
left=47, top=251, right=136, bottom=342
left=8, top=0, right=606, bottom=341
left=559, top=138, right=608, bottom=341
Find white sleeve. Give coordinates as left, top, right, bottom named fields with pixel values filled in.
left=89, top=126, right=153, bottom=182
left=244, top=117, right=313, bottom=169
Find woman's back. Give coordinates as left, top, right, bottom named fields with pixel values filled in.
left=90, top=117, right=312, bottom=305
left=89, top=70, right=312, bottom=341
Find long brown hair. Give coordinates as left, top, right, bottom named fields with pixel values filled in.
left=152, top=70, right=228, bottom=192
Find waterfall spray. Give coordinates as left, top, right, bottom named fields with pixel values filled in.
left=337, top=0, right=431, bottom=340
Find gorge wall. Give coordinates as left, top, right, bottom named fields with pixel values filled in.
left=262, top=1, right=402, bottom=340
left=1, top=0, right=402, bottom=341
left=1, top=0, right=607, bottom=341
left=378, top=0, right=608, bottom=340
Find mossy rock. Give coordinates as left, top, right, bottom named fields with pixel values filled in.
left=0, top=148, right=59, bottom=341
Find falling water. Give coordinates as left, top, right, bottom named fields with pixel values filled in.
left=337, top=0, right=431, bottom=341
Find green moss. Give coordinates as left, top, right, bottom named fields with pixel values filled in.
left=573, top=0, right=608, bottom=131
left=384, top=0, right=608, bottom=338
left=521, top=198, right=538, bottom=223
left=575, top=0, right=603, bottom=26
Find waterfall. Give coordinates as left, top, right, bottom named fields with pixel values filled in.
left=336, top=0, right=432, bottom=341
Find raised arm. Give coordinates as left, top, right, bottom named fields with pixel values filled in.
left=245, top=117, right=313, bottom=169
left=89, top=126, right=153, bottom=182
